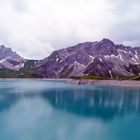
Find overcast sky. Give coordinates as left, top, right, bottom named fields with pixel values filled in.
left=0, top=0, right=140, bottom=59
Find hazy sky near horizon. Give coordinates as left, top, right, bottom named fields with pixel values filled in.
left=0, top=0, right=140, bottom=59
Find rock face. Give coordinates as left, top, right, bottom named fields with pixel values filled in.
left=0, top=45, right=24, bottom=70
left=38, top=39, right=140, bottom=78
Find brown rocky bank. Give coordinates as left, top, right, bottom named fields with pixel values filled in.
left=67, top=79, right=140, bottom=87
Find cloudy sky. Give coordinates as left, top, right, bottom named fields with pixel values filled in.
left=0, top=0, right=140, bottom=59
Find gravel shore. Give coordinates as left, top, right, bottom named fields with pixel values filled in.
left=67, top=79, right=140, bottom=87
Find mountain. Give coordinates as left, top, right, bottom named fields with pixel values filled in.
left=0, top=45, right=24, bottom=70
left=38, top=39, right=140, bottom=78
left=0, top=45, right=42, bottom=78
left=24, top=59, right=40, bottom=69
left=1, top=39, right=140, bottom=79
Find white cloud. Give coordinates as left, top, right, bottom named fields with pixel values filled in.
left=0, top=0, right=140, bottom=59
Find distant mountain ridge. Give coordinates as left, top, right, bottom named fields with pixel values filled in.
left=1, top=39, right=140, bottom=78
left=0, top=45, right=24, bottom=70
left=38, top=39, right=140, bottom=78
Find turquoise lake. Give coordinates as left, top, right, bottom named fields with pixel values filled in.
left=0, top=80, right=140, bottom=140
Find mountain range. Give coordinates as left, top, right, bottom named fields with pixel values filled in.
left=1, top=39, right=140, bottom=78
left=0, top=45, right=24, bottom=70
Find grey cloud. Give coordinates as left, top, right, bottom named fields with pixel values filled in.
left=0, top=0, right=28, bottom=13
left=11, top=0, right=28, bottom=13
left=107, top=0, right=140, bottom=46
left=0, top=0, right=140, bottom=59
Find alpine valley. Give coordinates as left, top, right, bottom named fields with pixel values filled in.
left=1, top=39, right=140, bottom=79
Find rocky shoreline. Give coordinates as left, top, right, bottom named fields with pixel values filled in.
left=67, top=79, right=140, bottom=87
left=0, top=78, right=140, bottom=88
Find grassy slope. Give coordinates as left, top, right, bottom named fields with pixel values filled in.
left=73, top=75, right=140, bottom=80
left=0, top=68, right=42, bottom=78
left=74, top=75, right=110, bottom=80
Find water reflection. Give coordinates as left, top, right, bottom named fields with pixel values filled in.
left=42, top=86, right=140, bottom=120
left=0, top=80, right=140, bottom=121
left=0, top=80, right=140, bottom=140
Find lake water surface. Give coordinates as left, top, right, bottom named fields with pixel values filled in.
left=0, top=80, right=140, bottom=140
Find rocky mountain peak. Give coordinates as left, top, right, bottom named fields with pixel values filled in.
left=38, top=39, right=140, bottom=78
left=99, top=38, right=115, bottom=47
left=0, top=44, right=24, bottom=70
